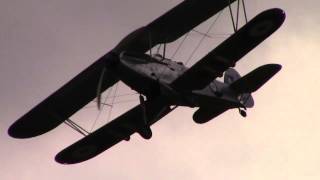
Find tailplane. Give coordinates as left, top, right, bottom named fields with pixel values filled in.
left=224, top=68, right=254, bottom=108
left=230, top=64, right=281, bottom=108
left=230, top=64, right=282, bottom=94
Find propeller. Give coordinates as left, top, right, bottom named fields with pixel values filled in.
left=96, top=67, right=106, bottom=110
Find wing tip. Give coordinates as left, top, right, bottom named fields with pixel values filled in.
left=7, top=119, right=51, bottom=139
left=55, top=153, right=71, bottom=165
left=8, top=122, right=33, bottom=139
left=55, top=151, right=78, bottom=165
left=7, top=124, right=20, bottom=138
left=55, top=144, right=101, bottom=165
left=264, top=63, right=282, bottom=74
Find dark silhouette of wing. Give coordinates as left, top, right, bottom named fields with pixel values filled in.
left=8, top=54, right=119, bottom=138
left=171, top=8, right=285, bottom=90
left=55, top=98, right=172, bottom=164
left=113, top=0, right=237, bottom=53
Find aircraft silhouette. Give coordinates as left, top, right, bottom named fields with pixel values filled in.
left=8, top=0, right=285, bottom=164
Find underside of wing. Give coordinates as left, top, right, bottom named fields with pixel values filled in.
left=113, top=0, right=237, bottom=54
left=171, top=8, right=286, bottom=90
left=8, top=54, right=119, bottom=138
left=55, top=98, right=172, bottom=164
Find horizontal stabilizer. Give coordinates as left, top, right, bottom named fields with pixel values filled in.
left=230, top=64, right=281, bottom=93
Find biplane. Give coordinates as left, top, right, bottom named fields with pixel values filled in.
left=8, top=0, right=285, bottom=164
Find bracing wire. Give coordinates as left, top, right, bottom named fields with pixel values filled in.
left=173, top=0, right=249, bottom=66
left=102, top=92, right=138, bottom=99
left=228, top=0, right=237, bottom=32
left=105, top=82, right=119, bottom=123
left=64, top=119, right=90, bottom=136
left=229, top=0, right=249, bottom=32
left=242, top=0, right=248, bottom=23
left=83, top=93, right=139, bottom=109
left=185, top=11, right=223, bottom=65
left=192, top=29, right=213, bottom=38
left=236, top=0, right=240, bottom=30
left=89, top=84, right=114, bottom=132
left=170, top=32, right=190, bottom=60
left=113, top=99, right=139, bottom=105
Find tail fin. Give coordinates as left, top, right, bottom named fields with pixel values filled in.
left=224, top=68, right=254, bottom=108
left=230, top=64, right=282, bottom=94
left=224, top=68, right=241, bottom=84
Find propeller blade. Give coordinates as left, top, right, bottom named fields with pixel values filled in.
left=96, top=67, right=106, bottom=110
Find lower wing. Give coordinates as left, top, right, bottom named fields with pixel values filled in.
left=55, top=97, right=172, bottom=164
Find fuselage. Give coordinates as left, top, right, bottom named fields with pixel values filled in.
left=115, top=52, right=243, bottom=109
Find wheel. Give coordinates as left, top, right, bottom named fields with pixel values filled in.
left=239, top=109, right=247, bottom=117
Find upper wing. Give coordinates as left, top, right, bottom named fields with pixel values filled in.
left=55, top=98, right=172, bottom=164
left=113, top=0, right=237, bottom=53
left=171, top=8, right=286, bottom=90
left=8, top=53, right=119, bottom=138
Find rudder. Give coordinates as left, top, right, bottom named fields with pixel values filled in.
left=224, top=68, right=241, bottom=84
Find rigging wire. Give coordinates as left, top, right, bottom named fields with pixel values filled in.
left=185, top=11, right=223, bottom=65
left=89, top=84, right=113, bottom=132
left=228, top=0, right=237, bottom=32
left=105, top=82, right=119, bottom=123
left=242, top=0, right=248, bottom=23
left=170, top=32, right=190, bottom=60
left=173, top=0, right=249, bottom=65
left=228, top=0, right=249, bottom=32
left=64, top=119, right=90, bottom=136
left=236, top=0, right=240, bottom=30
left=112, top=99, right=139, bottom=105
left=191, top=29, right=213, bottom=38
left=208, top=33, right=232, bottom=36
left=83, top=93, right=138, bottom=109
left=101, top=92, right=138, bottom=99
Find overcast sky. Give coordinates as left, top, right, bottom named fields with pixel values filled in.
left=1, top=0, right=320, bottom=179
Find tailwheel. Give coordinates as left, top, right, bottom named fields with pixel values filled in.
left=238, top=108, right=247, bottom=118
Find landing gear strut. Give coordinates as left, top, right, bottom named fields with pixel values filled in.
left=138, top=95, right=153, bottom=139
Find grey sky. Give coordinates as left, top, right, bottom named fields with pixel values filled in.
left=1, top=0, right=320, bottom=179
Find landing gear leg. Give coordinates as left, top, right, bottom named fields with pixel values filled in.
left=138, top=95, right=153, bottom=139
left=139, top=95, right=147, bottom=124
